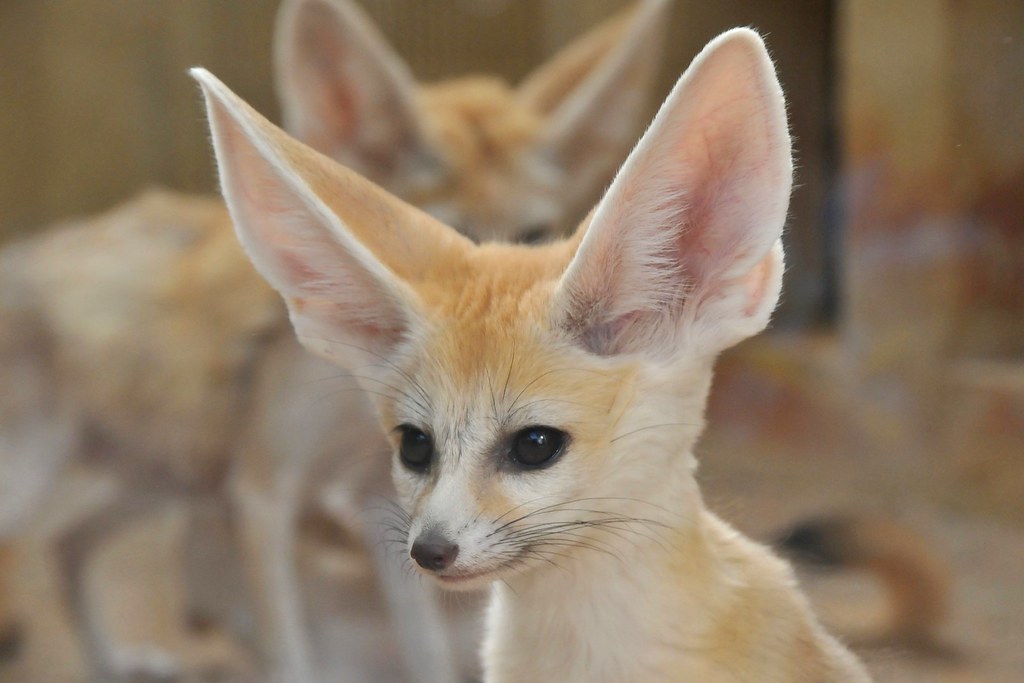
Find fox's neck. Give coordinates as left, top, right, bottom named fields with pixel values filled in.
left=482, top=459, right=729, bottom=680
left=481, top=483, right=866, bottom=683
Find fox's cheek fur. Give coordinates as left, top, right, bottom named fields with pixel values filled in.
left=380, top=353, right=713, bottom=585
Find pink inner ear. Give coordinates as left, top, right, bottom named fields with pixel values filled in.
left=664, top=106, right=782, bottom=303
left=297, top=61, right=358, bottom=148
left=286, top=3, right=361, bottom=146
left=553, top=30, right=791, bottom=357
left=741, top=248, right=775, bottom=317
left=294, top=297, right=405, bottom=342
left=279, top=249, right=329, bottom=292
left=309, top=81, right=358, bottom=155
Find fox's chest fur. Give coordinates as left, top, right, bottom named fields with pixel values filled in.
left=483, top=511, right=870, bottom=683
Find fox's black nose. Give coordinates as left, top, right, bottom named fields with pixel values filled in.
left=410, top=534, right=459, bottom=571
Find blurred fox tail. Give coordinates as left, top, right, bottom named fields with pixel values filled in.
left=776, top=514, right=950, bottom=647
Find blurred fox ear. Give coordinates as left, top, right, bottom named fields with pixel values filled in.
left=192, top=68, right=464, bottom=367
left=520, top=0, right=672, bottom=208
left=273, top=0, right=437, bottom=180
left=552, top=29, right=792, bottom=360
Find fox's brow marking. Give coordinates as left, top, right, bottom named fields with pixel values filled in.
left=502, top=366, right=616, bottom=425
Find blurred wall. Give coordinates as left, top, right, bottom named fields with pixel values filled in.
left=839, top=0, right=1024, bottom=524
left=841, top=0, right=1024, bottom=362
left=0, top=0, right=834, bottom=321
left=0, top=1, right=281, bottom=239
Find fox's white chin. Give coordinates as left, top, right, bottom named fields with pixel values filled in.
left=426, top=560, right=530, bottom=592
left=434, top=573, right=493, bottom=592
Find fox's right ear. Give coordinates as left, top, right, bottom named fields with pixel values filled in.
left=273, top=0, right=437, bottom=179
left=192, top=68, right=462, bottom=368
left=552, top=29, right=792, bottom=360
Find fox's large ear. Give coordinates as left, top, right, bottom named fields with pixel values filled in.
left=192, top=68, right=465, bottom=367
left=551, top=29, right=792, bottom=359
left=273, top=0, right=437, bottom=179
left=519, top=0, right=671, bottom=207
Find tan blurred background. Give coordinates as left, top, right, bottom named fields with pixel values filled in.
left=0, top=1, right=1022, bottom=681
left=0, top=0, right=835, bottom=323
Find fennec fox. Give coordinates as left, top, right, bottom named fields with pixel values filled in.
left=195, top=27, right=872, bottom=683
left=0, top=0, right=669, bottom=680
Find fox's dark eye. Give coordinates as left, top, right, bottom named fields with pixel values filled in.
left=515, top=225, right=550, bottom=244
left=398, top=425, right=433, bottom=472
left=509, top=426, right=567, bottom=468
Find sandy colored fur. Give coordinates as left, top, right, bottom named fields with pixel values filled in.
left=420, top=78, right=544, bottom=174
left=682, top=517, right=853, bottom=680
left=859, top=542, right=950, bottom=645
left=16, top=190, right=285, bottom=482
left=0, top=2, right=672, bottom=679
left=403, top=320, right=864, bottom=680
left=195, top=22, right=872, bottom=682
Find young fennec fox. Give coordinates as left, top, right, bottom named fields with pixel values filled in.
left=0, top=0, right=669, bottom=680
left=196, top=27, right=871, bottom=682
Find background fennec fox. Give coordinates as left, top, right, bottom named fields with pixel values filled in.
left=0, top=0, right=670, bottom=680
left=196, top=27, right=873, bottom=683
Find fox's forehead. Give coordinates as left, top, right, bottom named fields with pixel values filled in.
left=393, top=320, right=631, bottom=442
left=393, top=240, right=630, bottom=415
left=415, top=240, right=575, bottom=325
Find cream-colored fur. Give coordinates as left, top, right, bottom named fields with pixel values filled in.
left=197, top=25, right=871, bottom=683
left=0, top=1, right=670, bottom=681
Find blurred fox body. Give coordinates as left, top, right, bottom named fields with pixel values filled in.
left=777, top=514, right=951, bottom=647
left=0, top=0, right=670, bottom=680
left=196, top=23, right=871, bottom=683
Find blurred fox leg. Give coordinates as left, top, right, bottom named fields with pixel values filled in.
left=0, top=284, right=78, bottom=667
left=0, top=542, right=22, bottom=662
left=233, top=470, right=314, bottom=683
left=182, top=493, right=247, bottom=638
left=55, top=481, right=175, bottom=682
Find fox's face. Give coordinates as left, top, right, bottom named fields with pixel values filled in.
left=275, top=0, right=670, bottom=245
left=198, top=27, right=792, bottom=588
left=370, top=258, right=715, bottom=589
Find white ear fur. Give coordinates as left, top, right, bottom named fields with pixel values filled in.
left=192, top=67, right=423, bottom=366
left=522, top=0, right=672, bottom=204
left=273, top=0, right=436, bottom=178
left=553, top=28, right=792, bottom=359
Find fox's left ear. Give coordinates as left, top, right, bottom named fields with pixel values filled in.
left=192, top=68, right=466, bottom=368
left=519, top=0, right=672, bottom=209
left=552, top=28, right=792, bottom=359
